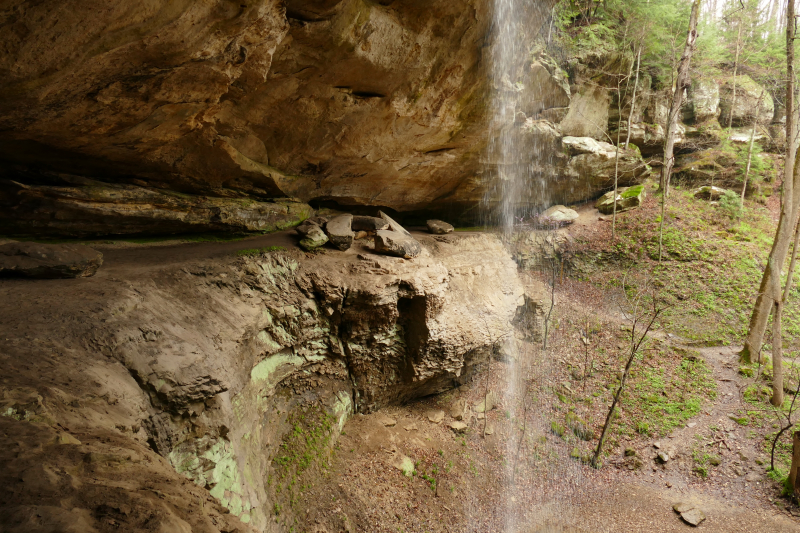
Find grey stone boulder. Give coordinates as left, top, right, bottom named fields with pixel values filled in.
left=693, top=185, right=731, bottom=201
left=541, top=205, right=579, bottom=224
left=0, top=242, right=103, bottom=278
left=595, top=185, right=645, bottom=215
left=299, top=226, right=328, bottom=251
left=719, top=75, right=774, bottom=126
left=295, top=219, right=320, bottom=237
left=352, top=216, right=389, bottom=232
left=688, top=78, right=720, bottom=123
left=324, top=214, right=355, bottom=251
left=426, top=219, right=454, bottom=234
left=374, top=230, right=422, bottom=259
left=378, top=211, right=412, bottom=236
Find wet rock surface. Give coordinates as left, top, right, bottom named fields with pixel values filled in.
left=0, top=242, right=103, bottom=278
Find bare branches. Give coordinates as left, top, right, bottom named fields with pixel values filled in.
left=591, top=273, right=670, bottom=468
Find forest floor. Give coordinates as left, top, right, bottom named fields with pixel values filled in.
left=288, top=179, right=800, bottom=532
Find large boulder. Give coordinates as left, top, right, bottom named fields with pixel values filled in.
left=688, top=79, right=720, bottom=124
left=559, top=85, right=611, bottom=140
left=719, top=75, right=774, bottom=127
left=374, top=230, right=422, bottom=259
left=324, top=214, right=355, bottom=251
left=0, top=242, right=103, bottom=278
left=540, top=205, right=579, bottom=224
left=426, top=219, right=454, bottom=234
left=595, top=185, right=645, bottom=215
left=299, top=226, right=328, bottom=251
left=561, top=137, right=651, bottom=195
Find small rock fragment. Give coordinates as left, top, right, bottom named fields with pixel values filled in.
left=448, top=421, right=468, bottom=434
left=55, top=432, right=81, bottom=445
left=391, top=453, right=415, bottom=477
left=672, top=502, right=694, bottom=513
left=426, top=219, right=454, bottom=234
left=404, top=423, right=418, bottom=432
left=449, top=400, right=466, bottom=421
left=377, top=414, right=396, bottom=427
left=474, top=391, right=497, bottom=413
left=427, top=410, right=445, bottom=424
left=657, top=451, right=670, bottom=463
left=680, top=508, right=706, bottom=526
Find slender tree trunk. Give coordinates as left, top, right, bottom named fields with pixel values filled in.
left=783, top=216, right=800, bottom=299
left=772, top=264, right=785, bottom=406
left=728, top=23, right=742, bottom=128
left=740, top=0, right=798, bottom=363
left=790, top=431, right=800, bottom=495
left=625, top=46, right=643, bottom=149
left=742, top=90, right=766, bottom=203
left=658, top=0, right=701, bottom=262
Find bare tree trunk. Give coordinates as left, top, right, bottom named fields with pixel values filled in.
left=741, top=0, right=798, bottom=363
left=791, top=431, right=800, bottom=496
left=772, top=263, right=785, bottom=406
left=741, top=90, right=766, bottom=203
left=728, top=23, right=742, bottom=128
left=625, top=45, right=643, bottom=149
left=658, top=0, right=701, bottom=262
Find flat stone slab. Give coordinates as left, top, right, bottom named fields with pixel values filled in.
left=448, top=421, right=468, bottom=433
left=374, top=230, right=421, bottom=259
left=324, top=214, right=355, bottom=251
left=0, top=242, right=103, bottom=278
left=427, top=410, right=445, bottom=424
left=379, top=210, right=411, bottom=236
left=352, top=216, right=389, bottom=232
left=426, top=219, right=454, bottom=234
left=673, top=503, right=706, bottom=526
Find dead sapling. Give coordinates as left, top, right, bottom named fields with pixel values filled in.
left=580, top=319, right=594, bottom=390
left=591, top=275, right=669, bottom=468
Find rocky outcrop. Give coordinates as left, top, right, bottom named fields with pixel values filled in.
left=0, top=0, right=503, bottom=221
left=688, top=79, right=721, bottom=123
left=719, top=75, right=775, bottom=127
left=0, top=231, right=523, bottom=531
left=0, top=175, right=312, bottom=238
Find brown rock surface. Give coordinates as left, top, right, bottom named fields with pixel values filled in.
left=0, top=230, right=522, bottom=530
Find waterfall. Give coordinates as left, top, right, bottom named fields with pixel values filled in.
left=482, top=1, right=586, bottom=531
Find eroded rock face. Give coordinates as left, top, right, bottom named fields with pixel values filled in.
left=0, top=176, right=312, bottom=237
left=0, top=0, right=500, bottom=219
left=0, top=231, right=523, bottom=531
left=719, top=75, right=774, bottom=127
